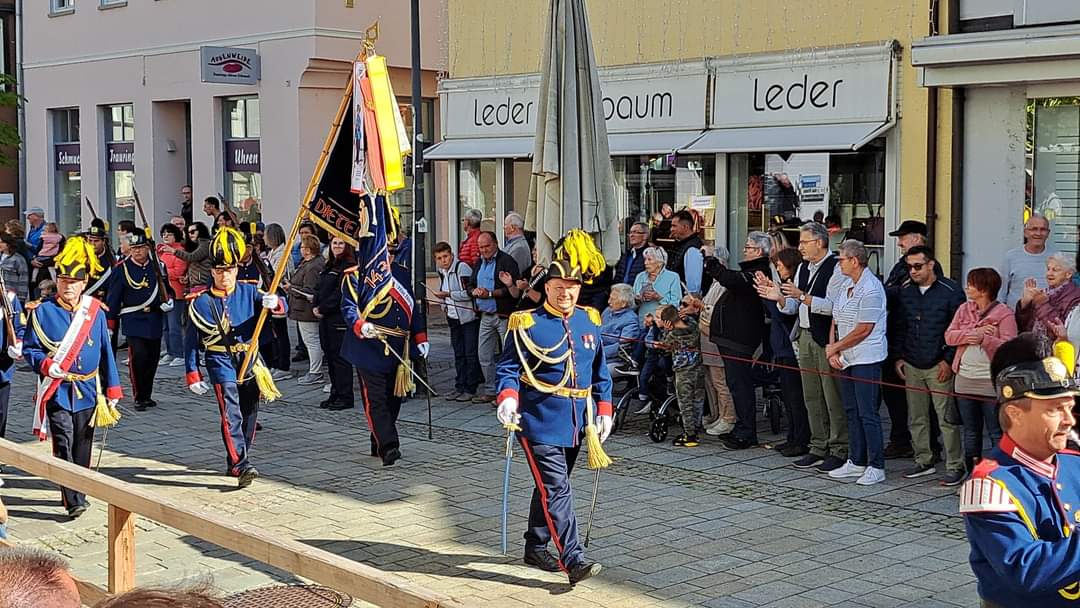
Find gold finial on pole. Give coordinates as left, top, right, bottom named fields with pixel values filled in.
left=362, top=21, right=380, bottom=54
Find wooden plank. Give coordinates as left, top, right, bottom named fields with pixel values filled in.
left=1, top=538, right=111, bottom=605
left=0, top=439, right=469, bottom=608
left=107, top=505, right=136, bottom=594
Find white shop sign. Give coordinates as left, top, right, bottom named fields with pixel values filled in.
left=442, top=68, right=707, bottom=139
left=711, top=47, right=894, bottom=128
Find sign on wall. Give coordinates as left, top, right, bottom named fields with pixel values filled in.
left=106, top=142, right=134, bottom=171
left=225, top=140, right=261, bottom=172
left=54, top=143, right=80, bottom=172
left=711, top=46, right=895, bottom=128
left=200, top=46, right=261, bottom=85
left=441, top=66, right=708, bottom=139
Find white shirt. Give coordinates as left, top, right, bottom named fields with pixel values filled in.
left=832, top=269, right=888, bottom=367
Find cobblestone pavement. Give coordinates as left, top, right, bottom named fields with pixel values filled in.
left=1, top=326, right=978, bottom=607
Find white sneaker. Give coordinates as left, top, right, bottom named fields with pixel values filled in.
left=169, top=357, right=184, bottom=367
left=856, top=466, right=886, bottom=486
left=297, top=372, right=324, bottom=386
left=270, top=369, right=291, bottom=381
left=159, top=353, right=171, bottom=364
left=827, top=460, right=866, bottom=479
left=322, top=384, right=332, bottom=394
left=706, top=420, right=735, bottom=436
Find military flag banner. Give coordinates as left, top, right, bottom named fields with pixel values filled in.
left=350, top=61, right=368, bottom=195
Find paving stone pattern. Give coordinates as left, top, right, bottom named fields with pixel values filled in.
left=1, top=326, right=979, bottom=607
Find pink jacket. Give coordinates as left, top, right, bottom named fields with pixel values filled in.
left=944, top=300, right=1018, bottom=373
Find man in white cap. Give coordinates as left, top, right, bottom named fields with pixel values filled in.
left=23, top=207, right=45, bottom=257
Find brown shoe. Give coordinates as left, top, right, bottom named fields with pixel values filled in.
left=471, top=393, right=494, bottom=404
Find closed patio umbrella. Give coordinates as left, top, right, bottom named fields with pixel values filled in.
left=526, top=0, right=620, bottom=266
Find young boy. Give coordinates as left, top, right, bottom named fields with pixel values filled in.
left=656, top=303, right=705, bottom=447
left=431, top=241, right=480, bottom=402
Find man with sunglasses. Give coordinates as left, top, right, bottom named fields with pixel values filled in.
left=894, top=246, right=967, bottom=486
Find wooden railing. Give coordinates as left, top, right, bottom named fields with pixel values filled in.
left=0, top=439, right=468, bottom=608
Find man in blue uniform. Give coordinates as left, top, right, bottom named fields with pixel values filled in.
left=0, top=288, right=25, bottom=440
left=184, top=227, right=283, bottom=488
left=340, top=260, right=428, bottom=467
left=84, top=222, right=116, bottom=302
left=961, top=334, right=1080, bottom=607
left=23, top=236, right=122, bottom=518
left=495, top=259, right=613, bottom=585
left=106, top=231, right=174, bottom=411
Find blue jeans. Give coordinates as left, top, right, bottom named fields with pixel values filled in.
left=839, top=363, right=885, bottom=469
left=956, top=395, right=1002, bottom=460
left=165, top=299, right=187, bottom=358
left=448, top=317, right=481, bottom=394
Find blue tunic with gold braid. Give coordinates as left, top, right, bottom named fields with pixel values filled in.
left=495, top=303, right=614, bottom=448
left=962, top=435, right=1080, bottom=606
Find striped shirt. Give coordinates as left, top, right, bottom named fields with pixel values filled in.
left=832, top=269, right=888, bottom=367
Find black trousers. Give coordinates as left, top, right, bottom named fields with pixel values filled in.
left=320, top=320, right=353, bottom=403
left=47, top=402, right=94, bottom=509
left=776, top=357, right=810, bottom=447
left=357, top=368, right=402, bottom=456
left=0, top=382, right=9, bottom=439
left=126, top=336, right=162, bottom=404
left=724, top=357, right=758, bottom=444
left=269, top=317, right=291, bottom=371
left=212, top=380, right=260, bottom=476
left=881, top=355, right=912, bottom=445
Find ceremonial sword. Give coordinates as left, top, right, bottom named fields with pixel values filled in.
left=374, top=333, right=439, bottom=397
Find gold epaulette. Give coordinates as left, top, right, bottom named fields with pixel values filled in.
left=508, top=310, right=535, bottom=332
left=185, top=286, right=208, bottom=301
left=24, top=299, right=41, bottom=311
left=579, top=305, right=601, bottom=326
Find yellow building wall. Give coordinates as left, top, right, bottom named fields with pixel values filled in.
left=449, top=0, right=955, bottom=271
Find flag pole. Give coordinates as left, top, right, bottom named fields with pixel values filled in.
left=238, top=25, right=378, bottom=381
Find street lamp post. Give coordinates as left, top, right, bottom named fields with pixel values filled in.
left=410, top=0, right=426, bottom=306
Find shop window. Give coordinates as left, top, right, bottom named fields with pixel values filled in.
left=1029, top=97, right=1080, bottom=261
left=223, top=96, right=261, bottom=223
left=458, top=159, right=497, bottom=242
left=51, top=108, right=81, bottom=236
left=612, top=154, right=714, bottom=250
left=728, top=142, right=886, bottom=274
left=104, top=103, right=135, bottom=237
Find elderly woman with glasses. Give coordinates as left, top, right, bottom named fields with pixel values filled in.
left=1016, top=252, right=1080, bottom=364
left=632, top=246, right=682, bottom=325
left=824, top=239, right=888, bottom=486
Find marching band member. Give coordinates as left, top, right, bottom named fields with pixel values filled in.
left=184, top=228, right=283, bottom=488
left=23, top=236, right=121, bottom=518
left=0, top=287, right=24, bottom=441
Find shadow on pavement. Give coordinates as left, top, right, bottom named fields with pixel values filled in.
left=302, top=538, right=573, bottom=595
left=99, top=466, right=236, bottom=491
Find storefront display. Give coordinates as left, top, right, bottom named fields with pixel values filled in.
left=51, top=108, right=81, bottom=236
left=1030, top=98, right=1080, bottom=261
left=223, top=97, right=262, bottom=223
left=105, top=104, right=135, bottom=234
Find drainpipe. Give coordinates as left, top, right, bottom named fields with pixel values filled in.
left=947, top=0, right=964, bottom=281
left=15, top=0, right=25, bottom=212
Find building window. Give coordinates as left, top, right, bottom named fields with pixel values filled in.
left=1029, top=97, right=1080, bottom=261
left=51, top=109, right=81, bottom=235
left=611, top=154, right=715, bottom=250
left=99, top=0, right=127, bottom=8
left=728, top=141, right=887, bottom=274
left=223, top=96, right=262, bottom=223
left=104, top=103, right=135, bottom=237
left=457, top=159, right=497, bottom=243
left=50, top=0, right=74, bottom=15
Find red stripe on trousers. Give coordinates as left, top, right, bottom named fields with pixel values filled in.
left=213, top=384, right=241, bottom=474
left=519, top=436, right=568, bottom=574
left=358, top=373, right=380, bottom=452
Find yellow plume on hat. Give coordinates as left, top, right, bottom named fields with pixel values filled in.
left=554, top=229, right=606, bottom=283
left=55, top=235, right=103, bottom=281
left=210, top=227, right=246, bottom=267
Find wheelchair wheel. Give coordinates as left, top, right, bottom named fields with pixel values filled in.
left=614, top=393, right=633, bottom=433
left=648, top=418, right=668, bottom=443
left=767, top=395, right=783, bottom=435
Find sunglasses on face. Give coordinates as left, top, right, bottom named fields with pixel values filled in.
left=907, top=262, right=927, bottom=271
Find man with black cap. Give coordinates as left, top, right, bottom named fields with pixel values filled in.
left=23, top=236, right=122, bottom=518
left=880, top=219, right=932, bottom=459
left=960, top=333, right=1080, bottom=607
left=84, top=221, right=116, bottom=302
left=496, top=256, right=612, bottom=586
left=184, top=227, right=284, bottom=488
left=105, top=230, right=174, bottom=411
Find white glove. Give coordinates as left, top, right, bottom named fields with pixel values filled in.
left=596, top=415, right=613, bottom=443
left=497, top=397, right=520, bottom=426
left=6, top=340, right=21, bottom=360
left=188, top=380, right=211, bottom=395
left=47, top=362, right=65, bottom=379
left=417, top=342, right=430, bottom=358
left=360, top=322, right=378, bottom=339
left=261, top=293, right=279, bottom=310
left=160, top=299, right=174, bottom=313
left=107, top=398, right=119, bottom=409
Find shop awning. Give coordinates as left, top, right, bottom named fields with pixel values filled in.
left=422, top=137, right=533, bottom=160
left=608, top=131, right=705, bottom=156
left=677, top=121, right=894, bottom=154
